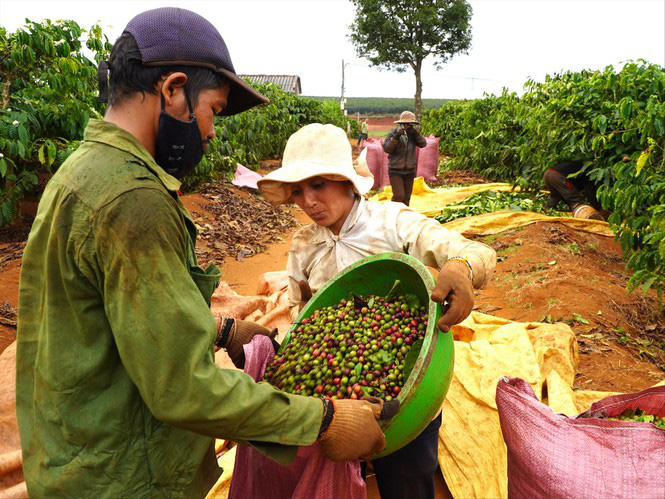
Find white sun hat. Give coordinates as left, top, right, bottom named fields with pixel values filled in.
left=257, top=123, right=374, bottom=205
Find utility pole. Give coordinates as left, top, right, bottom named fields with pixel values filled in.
left=341, top=59, right=345, bottom=113
left=341, top=59, right=350, bottom=115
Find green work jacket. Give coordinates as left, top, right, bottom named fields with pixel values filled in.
left=16, top=119, right=322, bottom=498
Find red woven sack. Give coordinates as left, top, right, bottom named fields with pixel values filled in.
left=416, top=136, right=440, bottom=181
left=496, top=377, right=665, bottom=499
left=362, top=139, right=390, bottom=189
left=228, top=336, right=366, bottom=499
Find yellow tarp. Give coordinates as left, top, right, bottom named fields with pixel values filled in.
left=370, top=177, right=615, bottom=237
left=441, top=210, right=615, bottom=237
left=439, top=312, right=623, bottom=499
left=205, top=311, right=638, bottom=499
left=206, top=447, right=237, bottom=499
left=370, top=178, right=518, bottom=217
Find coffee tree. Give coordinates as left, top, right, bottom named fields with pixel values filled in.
left=422, top=61, right=665, bottom=302
left=0, top=19, right=110, bottom=224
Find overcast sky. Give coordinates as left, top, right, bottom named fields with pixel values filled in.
left=1, top=0, right=663, bottom=99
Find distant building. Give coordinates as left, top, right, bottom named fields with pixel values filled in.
left=240, top=75, right=302, bottom=95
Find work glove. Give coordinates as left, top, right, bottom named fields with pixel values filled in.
left=394, top=127, right=407, bottom=138
left=431, top=259, right=475, bottom=333
left=225, top=319, right=277, bottom=368
left=319, top=398, right=388, bottom=461
left=298, top=280, right=313, bottom=312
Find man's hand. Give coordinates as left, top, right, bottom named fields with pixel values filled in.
left=394, top=127, right=406, bottom=138
left=298, top=280, right=313, bottom=312
left=430, top=260, right=474, bottom=333
left=319, top=398, right=386, bottom=461
left=226, top=320, right=277, bottom=368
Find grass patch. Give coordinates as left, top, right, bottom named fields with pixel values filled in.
left=498, top=245, right=520, bottom=255
left=561, top=242, right=581, bottom=255
left=368, top=129, right=391, bottom=138
left=482, top=233, right=502, bottom=244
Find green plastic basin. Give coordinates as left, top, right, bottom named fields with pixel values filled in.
left=281, top=252, right=455, bottom=457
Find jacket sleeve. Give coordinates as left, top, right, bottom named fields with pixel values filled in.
left=392, top=205, right=496, bottom=288
left=95, top=187, right=322, bottom=447
left=414, top=130, right=427, bottom=148
left=383, top=129, right=399, bottom=153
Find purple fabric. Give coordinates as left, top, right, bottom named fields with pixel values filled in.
left=122, top=7, right=267, bottom=116
left=228, top=336, right=366, bottom=499
left=125, top=8, right=234, bottom=72
left=363, top=139, right=390, bottom=189
left=231, top=164, right=262, bottom=190
left=496, top=377, right=665, bottom=499
left=416, top=136, right=440, bottom=182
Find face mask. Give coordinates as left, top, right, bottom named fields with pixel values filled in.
left=154, top=91, right=204, bottom=179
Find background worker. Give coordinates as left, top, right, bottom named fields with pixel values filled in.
left=544, top=160, right=605, bottom=220
left=15, top=8, right=385, bottom=497
left=357, top=116, right=369, bottom=148
left=383, top=110, right=427, bottom=206
left=258, top=123, right=496, bottom=499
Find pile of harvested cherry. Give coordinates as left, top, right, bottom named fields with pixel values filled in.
left=265, top=288, right=428, bottom=401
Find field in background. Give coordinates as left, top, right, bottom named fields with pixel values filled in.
left=307, top=96, right=454, bottom=115
left=367, top=116, right=397, bottom=138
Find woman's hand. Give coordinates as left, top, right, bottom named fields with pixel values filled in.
left=430, top=260, right=474, bottom=332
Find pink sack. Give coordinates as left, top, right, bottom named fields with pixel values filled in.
left=363, top=136, right=439, bottom=189
left=416, top=136, right=439, bottom=181
left=231, top=163, right=263, bottom=190
left=228, top=336, right=366, bottom=499
left=362, top=139, right=389, bottom=189
left=496, top=377, right=665, bottom=499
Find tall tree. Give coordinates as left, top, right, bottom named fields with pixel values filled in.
left=349, top=0, right=472, bottom=121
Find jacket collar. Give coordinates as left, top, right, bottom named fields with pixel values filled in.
left=83, top=119, right=181, bottom=193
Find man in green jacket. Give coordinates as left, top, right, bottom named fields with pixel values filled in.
left=16, top=8, right=385, bottom=497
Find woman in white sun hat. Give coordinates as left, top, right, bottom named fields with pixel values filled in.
left=257, top=123, right=496, bottom=499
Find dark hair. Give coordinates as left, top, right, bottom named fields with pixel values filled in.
left=107, top=32, right=227, bottom=107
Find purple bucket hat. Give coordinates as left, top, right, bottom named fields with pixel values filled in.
left=124, top=7, right=269, bottom=116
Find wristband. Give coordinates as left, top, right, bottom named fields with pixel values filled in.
left=214, top=318, right=235, bottom=349
left=446, top=256, right=474, bottom=283
left=318, top=397, right=336, bottom=439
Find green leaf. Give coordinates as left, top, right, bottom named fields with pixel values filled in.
left=38, top=144, right=46, bottom=164
left=402, top=338, right=424, bottom=382
left=354, top=362, right=362, bottom=378
left=0, top=158, right=6, bottom=178
left=386, top=280, right=402, bottom=300
left=641, top=277, right=656, bottom=295
left=572, top=313, right=590, bottom=324
left=405, top=293, right=420, bottom=309
left=1, top=202, right=15, bottom=224
left=47, top=140, right=57, bottom=166
left=17, top=124, right=28, bottom=145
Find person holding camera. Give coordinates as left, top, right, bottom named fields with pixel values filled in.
left=382, top=111, right=427, bottom=206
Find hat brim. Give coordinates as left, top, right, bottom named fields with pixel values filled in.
left=217, top=69, right=270, bottom=116
left=394, top=119, right=420, bottom=124
left=257, top=165, right=374, bottom=206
